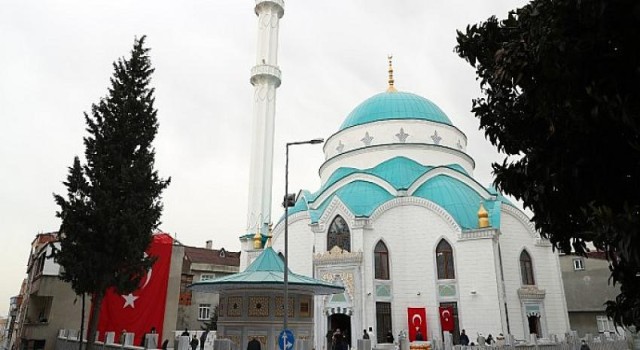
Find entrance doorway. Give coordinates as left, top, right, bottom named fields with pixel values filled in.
left=439, top=302, right=460, bottom=344
left=328, top=314, right=352, bottom=349
left=527, top=314, right=541, bottom=338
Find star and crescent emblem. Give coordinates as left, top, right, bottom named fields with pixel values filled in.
left=412, top=314, right=422, bottom=330
left=120, top=253, right=153, bottom=309
left=441, top=308, right=451, bottom=322
left=122, top=293, right=139, bottom=308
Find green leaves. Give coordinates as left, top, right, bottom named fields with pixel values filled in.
left=456, top=0, right=640, bottom=328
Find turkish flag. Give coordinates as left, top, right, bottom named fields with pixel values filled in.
left=439, top=306, right=454, bottom=332
left=95, top=233, right=173, bottom=346
left=407, top=307, right=427, bottom=341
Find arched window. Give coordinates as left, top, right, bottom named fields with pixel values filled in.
left=436, top=239, right=455, bottom=279
left=327, top=216, right=350, bottom=252
left=374, top=241, right=390, bottom=280
left=520, top=250, right=535, bottom=285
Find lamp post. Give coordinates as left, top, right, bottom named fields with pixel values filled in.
left=283, top=138, right=324, bottom=332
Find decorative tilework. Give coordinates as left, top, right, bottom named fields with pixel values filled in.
left=226, top=335, right=240, bottom=349
left=227, top=296, right=243, bottom=317
left=275, top=296, right=294, bottom=317
left=438, top=284, right=456, bottom=297
left=376, top=284, right=391, bottom=297
left=299, top=296, right=311, bottom=317
left=248, top=296, right=270, bottom=317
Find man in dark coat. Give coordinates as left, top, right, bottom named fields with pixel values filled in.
left=190, top=335, right=199, bottom=350
left=459, top=329, right=469, bottom=346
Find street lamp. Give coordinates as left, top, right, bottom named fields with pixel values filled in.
left=283, top=138, right=324, bottom=332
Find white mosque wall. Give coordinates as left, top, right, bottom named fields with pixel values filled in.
left=271, top=214, right=315, bottom=276
left=455, top=233, right=503, bottom=338
left=319, top=146, right=475, bottom=184
left=365, top=204, right=457, bottom=339
left=266, top=199, right=569, bottom=346
left=498, top=207, right=570, bottom=339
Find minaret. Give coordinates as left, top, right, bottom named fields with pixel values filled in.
left=246, top=0, right=284, bottom=241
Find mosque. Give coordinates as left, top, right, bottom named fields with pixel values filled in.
left=238, top=1, right=570, bottom=348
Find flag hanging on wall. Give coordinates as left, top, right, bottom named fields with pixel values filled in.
left=407, top=307, right=428, bottom=341
left=95, top=233, right=173, bottom=346
left=439, top=306, right=455, bottom=332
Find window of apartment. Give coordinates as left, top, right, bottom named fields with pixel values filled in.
left=200, top=274, right=215, bottom=281
left=596, top=316, right=615, bottom=333
left=198, top=304, right=211, bottom=320
left=573, top=258, right=585, bottom=271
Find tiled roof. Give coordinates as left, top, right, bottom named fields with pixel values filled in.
left=189, top=247, right=344, bottom=295
left=183, top=246, right=240, bottom=267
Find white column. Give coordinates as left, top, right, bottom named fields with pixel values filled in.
left=246, top=0, right=284, bottom=239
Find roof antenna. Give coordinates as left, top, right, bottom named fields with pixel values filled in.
left=387, top=55, right=397, bottom=93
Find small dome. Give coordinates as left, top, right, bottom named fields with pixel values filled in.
left=339, top=91, right=453, bottom=131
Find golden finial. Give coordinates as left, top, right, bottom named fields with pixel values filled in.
left=478, top=202, right=490, bottom=228
left=387, top=55, right=397, bottom=93
left=252, top=230, right=262, bottom=250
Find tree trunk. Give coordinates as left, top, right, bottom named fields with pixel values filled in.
left=79, top=293, right=85, bottom=350
left=84, top=290, right=105, bottom=350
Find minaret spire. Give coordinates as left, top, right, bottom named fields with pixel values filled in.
left=246, top=0, right=285, bottom=244
left=387, top=55, right=397, bottom=92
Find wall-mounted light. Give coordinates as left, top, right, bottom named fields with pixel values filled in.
left=417, top=291, right=421, bottom=296
left=470, top=290, right=477, bottom=295
left=367, top=292, right=372, bottom=296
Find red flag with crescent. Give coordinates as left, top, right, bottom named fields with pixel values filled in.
left=407, top=307, right=427, bottom=341
left=95, top=233, right=173, bottom=346
left=439, top=306, right=454, bottom=332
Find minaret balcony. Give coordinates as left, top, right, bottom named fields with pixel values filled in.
left=250, top=64, right=282, bottom=87
left=254, top=0, right=285, bottom=18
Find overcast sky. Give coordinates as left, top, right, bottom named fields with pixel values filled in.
left=0, top=0, right=529, bottom=317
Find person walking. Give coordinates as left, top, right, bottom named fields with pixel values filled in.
left=200, top=330, right=209, bottom=350
left=363, top=329, right=370, bottom=340
left=190, top=335, right=199, bottom=350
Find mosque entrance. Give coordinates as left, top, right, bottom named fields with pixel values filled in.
left=327, top=314, right=351, bottom=350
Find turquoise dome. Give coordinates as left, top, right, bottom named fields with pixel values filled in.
left=339, top=91, right=453, bottom=130
left=283, top=157, right=510, bottom=230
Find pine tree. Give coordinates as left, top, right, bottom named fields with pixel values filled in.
left=54, top=36, right=170, bottom=350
